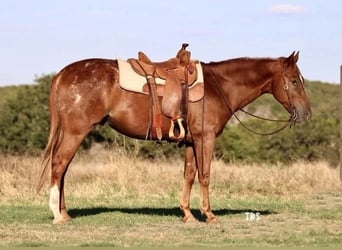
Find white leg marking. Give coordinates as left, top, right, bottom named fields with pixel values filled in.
left=49, top=185, right=61, bottom=219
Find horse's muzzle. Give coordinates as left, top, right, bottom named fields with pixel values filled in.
left=291, top=106, right=311, bottom=124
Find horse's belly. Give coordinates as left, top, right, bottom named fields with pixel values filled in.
left=107, top=116, right=149, bottom=140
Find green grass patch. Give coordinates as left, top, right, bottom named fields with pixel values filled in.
left=308, top=205, right=342, bottom=220
left=2, top=194, right=341, bottom=247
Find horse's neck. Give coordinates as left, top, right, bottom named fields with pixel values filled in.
left=206, top=59, right=277, bottom=111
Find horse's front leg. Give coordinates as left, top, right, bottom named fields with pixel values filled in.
left=194, top=135, right=219, bottom=224
left=180, top=144, right=197, bottom=222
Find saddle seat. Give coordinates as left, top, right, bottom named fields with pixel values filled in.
left=138, top=51, right=179, bottom=69
left=128, top=50, right=197, bottom=85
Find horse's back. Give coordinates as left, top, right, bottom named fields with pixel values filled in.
left=55, top=58, right=118, bottom=87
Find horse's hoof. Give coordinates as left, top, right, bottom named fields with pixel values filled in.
left=182, top=215, right=198, bottom=223
left=52, top=215, right=72, bottom=225
left=206, top=216, right=220, bottom=224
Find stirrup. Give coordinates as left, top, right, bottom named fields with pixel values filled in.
left=169, top=118, right=185, bottom=141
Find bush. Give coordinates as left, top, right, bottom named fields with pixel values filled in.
left=0, top=75, right=51, bottom=154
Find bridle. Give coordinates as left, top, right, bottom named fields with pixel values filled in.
left=209, top=70, right=298, bottom=136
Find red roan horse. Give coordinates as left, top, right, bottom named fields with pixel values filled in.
left=37, top=51, right=311, bottom=224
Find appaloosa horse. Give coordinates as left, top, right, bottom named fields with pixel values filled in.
left=37, top=51, right=311, bottom=224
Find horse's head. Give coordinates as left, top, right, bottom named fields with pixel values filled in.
left=272, top=52, right=311, bottom=123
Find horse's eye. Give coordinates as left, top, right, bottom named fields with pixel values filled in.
left=291, top=79, right=297, bottom=86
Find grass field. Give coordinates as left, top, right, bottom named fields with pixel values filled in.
left=0, top=148, right=341, bottom=247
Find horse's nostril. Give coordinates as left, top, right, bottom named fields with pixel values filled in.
left=306, top=112, right=312, bottom=120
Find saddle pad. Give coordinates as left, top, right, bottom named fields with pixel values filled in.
left=117, top=58, right=204, bottom=94
left=118, top=58, right=165, bottom=92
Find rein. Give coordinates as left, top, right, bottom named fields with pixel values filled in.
left=231, top=109, right=295, bottom=136
left=208, top=70, right=296, bottom=136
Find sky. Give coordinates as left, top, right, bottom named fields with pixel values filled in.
left=0, top=0, right=341, bottom=86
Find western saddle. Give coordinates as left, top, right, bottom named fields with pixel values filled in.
left=128, top=43, right=198, bottom=141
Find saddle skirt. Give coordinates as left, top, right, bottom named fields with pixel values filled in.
left=117, top=58, right=204, bottom=102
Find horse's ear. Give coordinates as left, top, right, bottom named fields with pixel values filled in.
left=293, top=51, right=299, bottom=63
left=284, top=51, right=299, bottom=68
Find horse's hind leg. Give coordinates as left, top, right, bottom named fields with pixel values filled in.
left=49, top=131, right=89, bottom=224
left=180, top=145, right=197, bottom=222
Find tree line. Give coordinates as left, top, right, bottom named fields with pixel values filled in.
left=0, top=74, right=339, bottom=166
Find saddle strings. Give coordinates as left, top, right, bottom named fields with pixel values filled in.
left=133, top=60, right=155, bottom=140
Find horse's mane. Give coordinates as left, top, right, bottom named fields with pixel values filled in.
left=203, top=56, right=280, bottom=66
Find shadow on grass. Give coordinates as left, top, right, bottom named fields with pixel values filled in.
left=68, top=206, right=275, bottom=222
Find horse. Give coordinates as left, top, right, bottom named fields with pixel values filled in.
left=37, top=51, right=311, bottom=224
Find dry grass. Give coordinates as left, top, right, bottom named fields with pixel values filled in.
left=211, top=160, right=342, bottom=199
left=0, top=147, right=341, bottom=204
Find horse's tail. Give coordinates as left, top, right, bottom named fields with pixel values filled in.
left=36, top=74, right=63, bottom=194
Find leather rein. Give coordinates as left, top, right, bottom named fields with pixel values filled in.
left=209, top=70, right=297, bottom=136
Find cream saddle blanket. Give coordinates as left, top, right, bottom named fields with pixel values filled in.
left=117, top=58, right=204, bottom=102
